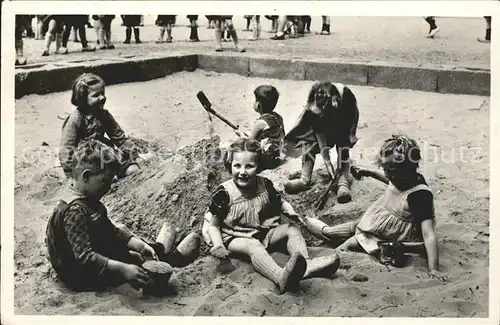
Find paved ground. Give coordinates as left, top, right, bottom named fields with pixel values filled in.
left=19, top=16, right=490, bottom=68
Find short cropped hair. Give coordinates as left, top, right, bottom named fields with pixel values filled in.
left=223, top=138, right=264, bottom=173
left=376, top=134, right=421, bottom=170
left=71, top=139, right=120, bottom=179
left=254, top=85, right=280, bottom=113
left=71, top=73, right=105, bottom=111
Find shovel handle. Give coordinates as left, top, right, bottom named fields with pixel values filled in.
left=197, top=91, right=241, bottom=131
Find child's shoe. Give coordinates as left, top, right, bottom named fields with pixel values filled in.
left=271, top=34, right=285, bottom=40
left=97, top=45, right=107, bottom=50
left=235, top=44, right=246, bottom=52
left=41, top=50, right=50, bottom=56
left=284, top=179, right=311, bottom=194
left=303, top=254, right=341, bottom=279
left=59, top=47, right=69, bottom=54
left=277, top=252, right=307, bottom=294
left=166, top=37, right=173, bottom=43
left=215, top=45, right=223, bottom=52
left=107, top=44, right=115, bottom=49
left=15, top=58, right=27, bottom=66
left=155, top=38, right=165, bottom=43
left=81, top=45, right=96, bottom=52
left=427, top=26, right=440, bottom=38
left=477, top=37, right=491, bottom=43
left=336, top=180, right=351, bottom=203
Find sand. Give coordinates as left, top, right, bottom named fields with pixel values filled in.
left=13, top=70, right=489, bottom=316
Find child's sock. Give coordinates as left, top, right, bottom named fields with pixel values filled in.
left=98, top=26, right=106, bottom=47
left=300, top=158, right=314, bottom=184
left=189, top=26, right=199, bottom=41
left=134, top=27, right=141, bottom=43
left=250, top=252, right=281, bottom=283
left=322, top=221, right=357, bottom=239
left=166, top=25, right=172, bottom=42
left=106, top=29, right=114, bottom=48
left=286, top=234, right=310, bottom=258
left=124, top=27, right=131, bottom=43
left=214, top=24, right=222, bottom=50
left=486, top=28, right=491, bottom=41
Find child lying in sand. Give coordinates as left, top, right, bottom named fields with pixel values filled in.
left=301, top=134, right=450, bottom=282
left=59, top=72, right=144, bottom=183
left=284, top=81, right=359, bottom=203
left=46, top=139, right=200, bottom=291
left=202, top=138, right=340, bottom=294
left=235, top=85, right=285, bottom=170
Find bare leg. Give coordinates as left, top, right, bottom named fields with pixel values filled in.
left=284, top=154, right=314, bottom=194
left=226, top=19, right=245, bottom=52
left=214, top=19, right=223, bottom=51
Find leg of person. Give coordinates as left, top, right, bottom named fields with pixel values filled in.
left=15, top=24, right=27, bottom=65
left=336, top=235, right=362, bottom=252
left=156, top=26, right=166, bottom=43
left=55, top=31, right=63, bottom=54
left=133, top=27, right=141, bottom=43
left=424, top=16, right=439, bottom=38
left=226, top=19, right=245, bottom=52
left=322, top=220, right=358, bottom=242
left=305, top=16, right=312, bottom=33
left=320, top=16, right=331, bottom=35
left=271, top=15, right=287, bottom=40
left=124, top=26, right=131, bottom=44
left=78, top=24, right=95, bottom=51
left=336, top=146, right=352, bottom=203
left=36, top=16, right=43, bottom=39
left=42, top=19, right=56, bottom=56
left=478, top=16, right=491, bottom=43
left=155, top=222, right=177, bottom=255
left=214, top=19, right=223, bottom=51
left=284, top=153, right=314, bottom=194
left=105, top=22, right=114, bottom=49
left=245, top=17, right=251, bottom=31
left=166, top=23, right=173, bottom=43
left=72, top=25, right=79, bottom=42
left=162, top=232, right=201, bottom=267
left=189, top=18, right=199, bottom=41
left=61, top=22, right=72, bottom=54
left=97, top=20, right=106, bottom=49
left=227, top=237, right=306, bottom=294
left=249, top=15, right=259, bottom=40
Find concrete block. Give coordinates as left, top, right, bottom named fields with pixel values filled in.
left=249, top=57, right=305, bottom=80
left=438, top=69, right=490, bottom=96
left=368, top=63, right=437, bottom=92
left=304, top=60, right=368, bottom=85
left=197, top=54, right=249, bottom=76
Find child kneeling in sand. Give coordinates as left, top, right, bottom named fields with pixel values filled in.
left=302, top=134, right=450, bottom=282
left=202, top=138, right=340, bottom=294
left=235, top=85, right=285, bottom=170
left=46, top=139, right=200, bottom=291
left=59, top=72, right=145, bottom=183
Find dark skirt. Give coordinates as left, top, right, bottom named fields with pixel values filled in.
left=187, top=15, right=198, bottom=20
left=265, top=15, right=278, bottom=20
left=205, top=15, right=233, bottom=21
left=62, top=15, right=89, bottom=26
left=121, top=15, right=142, bottom=27
left=156, top=15, right=176, bottom=26
left=92, top=15, right=115, bottom=23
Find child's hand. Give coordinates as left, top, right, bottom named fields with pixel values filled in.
left=140, top=244, right=159, bottom=261
left=350, top=165, right=367, bottom=180
left=428, top=269, right=451, bottom=282
left=121, top=264, right=152, bottom=285
left=210, top=245, right=230, bottom=259
left=234, top=128, right=242, bottom=138
left=288, top=213, right=307, bottom=227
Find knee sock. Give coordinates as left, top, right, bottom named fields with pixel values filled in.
left=250, top=252, right=281, bottom=284
left=106, top=29, right=112, bottom=45
left=15, top=39, right=23, bottom=57
left=214, top=25, right=222, bottom=47
left=78, top=26, right=88, bottom=48
left=486, top=28, right=491, bottom=40
left=159, top=26, right=165, bottom=40
left=125, top=27, right=131, bottom=42
left=322, top=221, right=357, bottom=238
left=425, top=17, right=437, bottom=29
left=133, top=28, right=140, bottom=42
left=229, top=27, right=239, bottom=44
left=44, top=32, right=53, bottom=51
left=98, top=26, right=106, bottom=45
left=287, top=234, right=310, bottom=258
left=300, top=157, right=314, bottom=184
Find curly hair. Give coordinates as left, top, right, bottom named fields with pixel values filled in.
left=70, top=73, right=105, bottom=112
left=223, top=138, right=264, bottom=173
left=376, top=134, right=422, bottom=170
left=71, top=139, right=120, bottom=178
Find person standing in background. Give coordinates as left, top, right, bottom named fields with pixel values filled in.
left=424, top=16, right=440, bottom=38
left=477, top=16, right=491, bottom=43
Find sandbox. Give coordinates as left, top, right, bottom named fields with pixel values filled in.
left=14, top=70, right=489, bottom=316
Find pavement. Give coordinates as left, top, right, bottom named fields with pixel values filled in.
left=14, top=16, right=491, bottom=98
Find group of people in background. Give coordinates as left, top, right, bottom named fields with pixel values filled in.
left=14, top=15, right=492, bottom=66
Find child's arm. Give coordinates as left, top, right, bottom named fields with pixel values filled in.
left=59, top=114, right=80, bottom=179
left=248, top=120, right=269, bottom=139
left=63, top=205, right=151, bottom=285
left=421, top=218, right=451, bottom=282
left=100, top=110, right=130, bottom=148
left=207, top=214, right=230, bottom=259
left=351, top=166, right=389, bottom=185
left=207, top=187, right=231, bottom=258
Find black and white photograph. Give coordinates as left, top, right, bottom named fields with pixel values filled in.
left=2, top=1, right=499, bottom=323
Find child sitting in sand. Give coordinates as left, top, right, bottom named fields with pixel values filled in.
left=283, top=81, right=359, bottom=204
left=235, top=85, right=285, bottom=170
left=46, top=139, right=200, bottom=291
left=59, top=72, right=143, bottom=182
left=202, top=138, right=340, bottom=294
left=301, top=134, right=450, bottom=282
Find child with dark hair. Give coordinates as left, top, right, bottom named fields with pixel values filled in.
left=235, top=85, right=284, bottom=169
left=284, top=82, right=359, bottom=203
left=46, top=139, right=200, bottom=291
left=59, top=73, right=142, bottom=182
left=301, top=134, right=450, bottom=282
left=121, top=15, right=142, bottom=44
left=155, top=15, right=176, bottom=43
left=202, top=138, right=340, bottom=294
